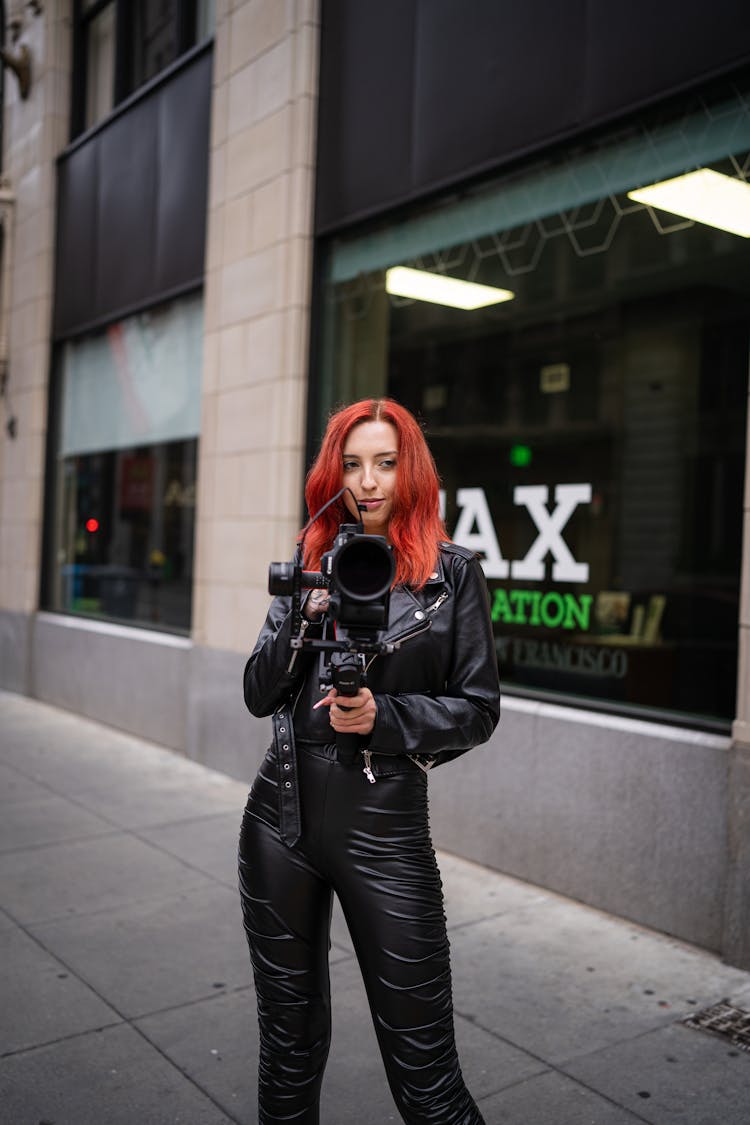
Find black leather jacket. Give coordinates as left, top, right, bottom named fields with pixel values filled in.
left=244, top=541, right=501, bottom=770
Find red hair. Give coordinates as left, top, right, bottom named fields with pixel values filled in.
left=302, top=399, right=449, bottom=588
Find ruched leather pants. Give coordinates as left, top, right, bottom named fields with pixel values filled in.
left=238, top=742, right=484, bottom=1125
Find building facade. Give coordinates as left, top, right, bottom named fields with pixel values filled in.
left=1, top=0, right=750, bottom=966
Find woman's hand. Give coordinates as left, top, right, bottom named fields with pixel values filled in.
left=304, top=590, right=330, bottom=620
left=314, top=686, right=377, bottom=735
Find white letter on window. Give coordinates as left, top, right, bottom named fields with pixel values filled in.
left=511, top=484, right=591, bottom=582
left=453, top=488, right=509, bottom=578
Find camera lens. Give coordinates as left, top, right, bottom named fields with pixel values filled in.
left=332, top=537, right=394, bottom=602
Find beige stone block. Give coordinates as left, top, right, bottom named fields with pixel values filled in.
left=222, top=194, right=253, bottom=264
left=219, top=245, right=284, bottom=326
left=16, top=433, right=46, bottom=480
left=218, top=323, right=248, bottom=389
left=238, top=450, right=275, bottom=517
left=225, top=107, right=291, bottom=198
left=26, top=297, right=52, bottom=347
left=231, top=0, right=287, bottom=71
left=297, top=0, right=321, bottom=26
left=213, top=454, right=245, bottom=517
left=210, top=79, right=228, bottom=150
left=201, top=329, right=221, bottom=395
left=202, top=581, right=239, bottom=649
left=281, top=305, right=311, bottom=379
left=283, top=235, right=313, bottom=310
left=288, top=165, right=315, bottom=237
left=270, top=376, right=307, bottom=451
left=247, top=312, right=284, bottom=384
left=200, top=391, right=219, bottom=457
left=207, top=518, right=260, bottom=585
left=195, top=452, right=217, bottom=522
left=204, top=265, right=223, bottom=337
left=206, top=201, right=225, bottom=274
left=208, top=141, right=227, bottom=210
left=190, top=578, right=207, bottom=643
left=291, top=95, right=316, bottom=169
left=250, top=175, right=288, bottom=250
left=214, top=10, right=231, bottom=80
left=216, top=384, right=272, bottom=453
left=227, top=62, right=257, bottom=138
left=269, top=446, right=304, bottom=518
left=255, top=38, right=293, bottom=121
left=14, top=386, right=48, bottom=437
left=2, top=478, right=27, bottom=522
left=23, top=342, right=49, bottom=390
left=293, top=21, right=319, bottom=99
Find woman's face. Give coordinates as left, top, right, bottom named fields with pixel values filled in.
left=341, top=420, right=399, bottom=538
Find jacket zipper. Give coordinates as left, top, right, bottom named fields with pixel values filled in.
left=362, top=587, right=450, bottom=782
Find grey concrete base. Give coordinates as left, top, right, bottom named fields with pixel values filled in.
left=724, top=740, right=750, bottom=967
left=31, top=612, right=191, bottom=750
left=0, top=608, right=31, bottom=692
left=186, top=643, right=263, bottom=783
left=429, top=697, right=729, bottom=955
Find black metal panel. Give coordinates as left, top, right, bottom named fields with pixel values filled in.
left=53, top=135, right=98, bottom=336
left=413, top=0, right=586, bottom=191
left=315, top=0, right=417, bottom=231
left=98, top=97, right=158, bottom=315
left=584, top=0, right=750, bottom=119
left=315, top=0, right=750, bottom=234
left=54, top=46, right=211, bottom=339
left=154, top=50, right=211, bottom=294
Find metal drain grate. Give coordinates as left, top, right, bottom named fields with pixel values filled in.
left=683, top=1002, right=750, bottom=1051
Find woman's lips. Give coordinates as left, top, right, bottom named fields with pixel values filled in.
left=358, top=499, right=384, bottom=509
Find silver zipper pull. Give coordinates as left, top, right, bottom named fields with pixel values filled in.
left=362, top=749, right=376, bottom=784
left=427, top=590, right=449, bottom=613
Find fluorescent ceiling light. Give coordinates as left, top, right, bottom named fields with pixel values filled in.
left=386, top=266, right=515, bottom=309
left=627, top=169, right=750, bottom=238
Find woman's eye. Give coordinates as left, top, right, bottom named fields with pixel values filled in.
left=379, top=459, right=396, bottom=469
left=342, top=461, right=359, bottom=472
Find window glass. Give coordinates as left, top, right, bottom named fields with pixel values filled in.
left=46, top=295, right=202, bottom=633
left=195, top=0, right=215, bottom=40
left=132, top=0, right=179, bottom=89
left=318, top=86, right=750, bottom=729
left=85, top=2, right=115, bottom=130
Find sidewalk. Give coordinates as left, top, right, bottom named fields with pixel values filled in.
left=1, top=690, right=749, bottom=1125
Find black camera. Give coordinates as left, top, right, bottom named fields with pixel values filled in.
left=268, top=520, right=395, bottom=763
left=269, top=523, right=394, bottom=634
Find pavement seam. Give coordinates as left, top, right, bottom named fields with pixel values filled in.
left=453, top=1007, right=656, bottom=1123
left=0, top=914, right=248, bottom=1123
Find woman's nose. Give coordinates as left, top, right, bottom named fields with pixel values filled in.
left=361, top=466, right=376, bottom=489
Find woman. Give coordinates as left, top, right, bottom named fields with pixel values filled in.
left=240, top=398, right=500, bottom=1124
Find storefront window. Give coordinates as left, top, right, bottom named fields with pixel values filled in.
left=318, top=86, right=750, bottom=729
left=45, top=295, right=202, bottom=633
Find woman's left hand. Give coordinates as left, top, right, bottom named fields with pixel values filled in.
left=314, top=686, right=377, bottom=735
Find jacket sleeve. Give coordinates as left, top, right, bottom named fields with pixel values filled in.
left=243, top=585, right=324, bottom=716
left=368, top=554, right=501, bottom=761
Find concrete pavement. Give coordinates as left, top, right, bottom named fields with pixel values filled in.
left=1, top=688, right=750, bottom=1124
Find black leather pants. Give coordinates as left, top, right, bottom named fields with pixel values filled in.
left=238, top=743, right=484, bottom=1125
